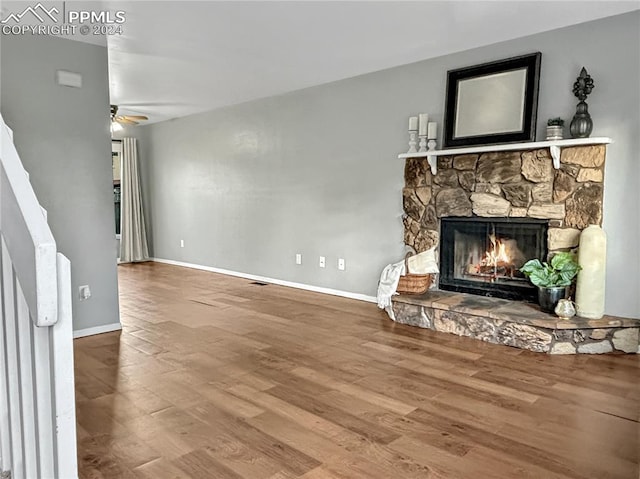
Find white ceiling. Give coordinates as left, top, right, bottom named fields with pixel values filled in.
left=105, top=1, right=640, bottom=123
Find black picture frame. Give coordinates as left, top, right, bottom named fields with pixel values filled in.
left=443, top=52, right=542, bottom=148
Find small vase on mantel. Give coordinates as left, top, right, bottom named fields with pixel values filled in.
left=570, top=67, right=595, bottom=138
left=570, top=101, right=593, bottom=138
left=546, top=117, right=565, bottom=141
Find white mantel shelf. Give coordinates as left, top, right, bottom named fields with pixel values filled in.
left=398, top=137, right=612, bottom=174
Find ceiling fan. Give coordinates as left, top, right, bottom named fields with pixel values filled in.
left=110, top=105, right=148, bottom=131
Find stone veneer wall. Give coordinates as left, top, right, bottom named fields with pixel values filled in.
left=402, top=145, right=606, bottom=257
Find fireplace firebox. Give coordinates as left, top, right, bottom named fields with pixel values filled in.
left=439, top=217, right=548, bottom=301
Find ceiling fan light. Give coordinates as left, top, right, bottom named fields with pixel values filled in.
left=111, top=121, right=123, bottom=134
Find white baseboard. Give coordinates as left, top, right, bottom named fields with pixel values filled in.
left=151, top=257, right=377, bottom=304
left=73, top=322, right=122, bottom=339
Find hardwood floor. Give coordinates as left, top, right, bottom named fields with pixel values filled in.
left=75, top=262, right=639, bottom=478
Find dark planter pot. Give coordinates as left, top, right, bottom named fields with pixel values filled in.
left=537, top=286, right=568, bottom=313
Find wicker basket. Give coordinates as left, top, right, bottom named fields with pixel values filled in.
left=396, top=254, right=433, bottom=295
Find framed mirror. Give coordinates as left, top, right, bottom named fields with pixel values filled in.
left=443, top=52, right=541, bottom=148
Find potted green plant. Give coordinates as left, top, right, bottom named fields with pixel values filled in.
left=546, top=118, right=565, bottom=140
left=520, top=252, right=581, bottom=313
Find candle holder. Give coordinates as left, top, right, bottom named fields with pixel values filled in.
left=427, top=139, right=437, bottom=151
left=418, top=135, right=427, bottom=153
left=407, top=130, right=418, bottom=154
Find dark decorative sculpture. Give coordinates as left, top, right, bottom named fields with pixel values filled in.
left=570, top=67, right=595, bottom=138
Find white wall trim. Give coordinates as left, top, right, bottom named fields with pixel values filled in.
left=151, top=257, right=377, bottom=304
left=73, top=322, right=122, bottom=339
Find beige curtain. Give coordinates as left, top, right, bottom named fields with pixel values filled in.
left=119, top=138, right=149, bottom=263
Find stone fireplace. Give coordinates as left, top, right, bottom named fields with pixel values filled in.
left=395, top=144, right=640, bottom=354
left=403, top=145, right=606, bottom=262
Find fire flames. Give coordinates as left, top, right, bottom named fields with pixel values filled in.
left=465, top=233, right=519, bottom=281
left=480, top=234, right=511, bottom=268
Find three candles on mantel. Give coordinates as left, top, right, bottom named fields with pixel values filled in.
left=409, top=114, right=437, bottom=139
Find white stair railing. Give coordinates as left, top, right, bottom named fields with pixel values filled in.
left=0, top=113, right=77, bottom=479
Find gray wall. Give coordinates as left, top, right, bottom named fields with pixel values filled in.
left=1, top=34, right=120, bottom=332
left=141, top=12, right=639, bottom=318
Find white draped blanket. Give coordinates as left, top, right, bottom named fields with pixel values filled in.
left=377, top=261, right=406, bottom=310
left=376, top=248, right=439, bottom=319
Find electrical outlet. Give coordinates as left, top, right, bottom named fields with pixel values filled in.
left=79, top=285, right=91, bottom=301
left=295, top=253, right=302, bottom=265
left=338, top=258, right=345, bottom=270
left=319, top=256, right=326, bottom=268
left=180, top=239, right=185, bottom=248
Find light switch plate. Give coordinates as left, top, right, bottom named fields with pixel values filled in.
left=56, top=70, right=82, bottom=88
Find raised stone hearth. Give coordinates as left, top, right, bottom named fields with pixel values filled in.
left=391, top=291, right=640, bottom=354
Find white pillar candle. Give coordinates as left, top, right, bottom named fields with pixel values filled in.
left=418, top=114, right=429, bottom=136
left=408, top=116, right=418, bottom=131
left=427, top=122, right=437, bottom=140
left=575, top=225, right=607, bottom=319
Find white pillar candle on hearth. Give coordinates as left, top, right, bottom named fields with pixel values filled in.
left=418, top=114, right=429, bottom=136
left=575, top=225, right=607, bottom=319
left=427, top=122, right=437, bottom=140
left=409, top=116, right=418, bottom=131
